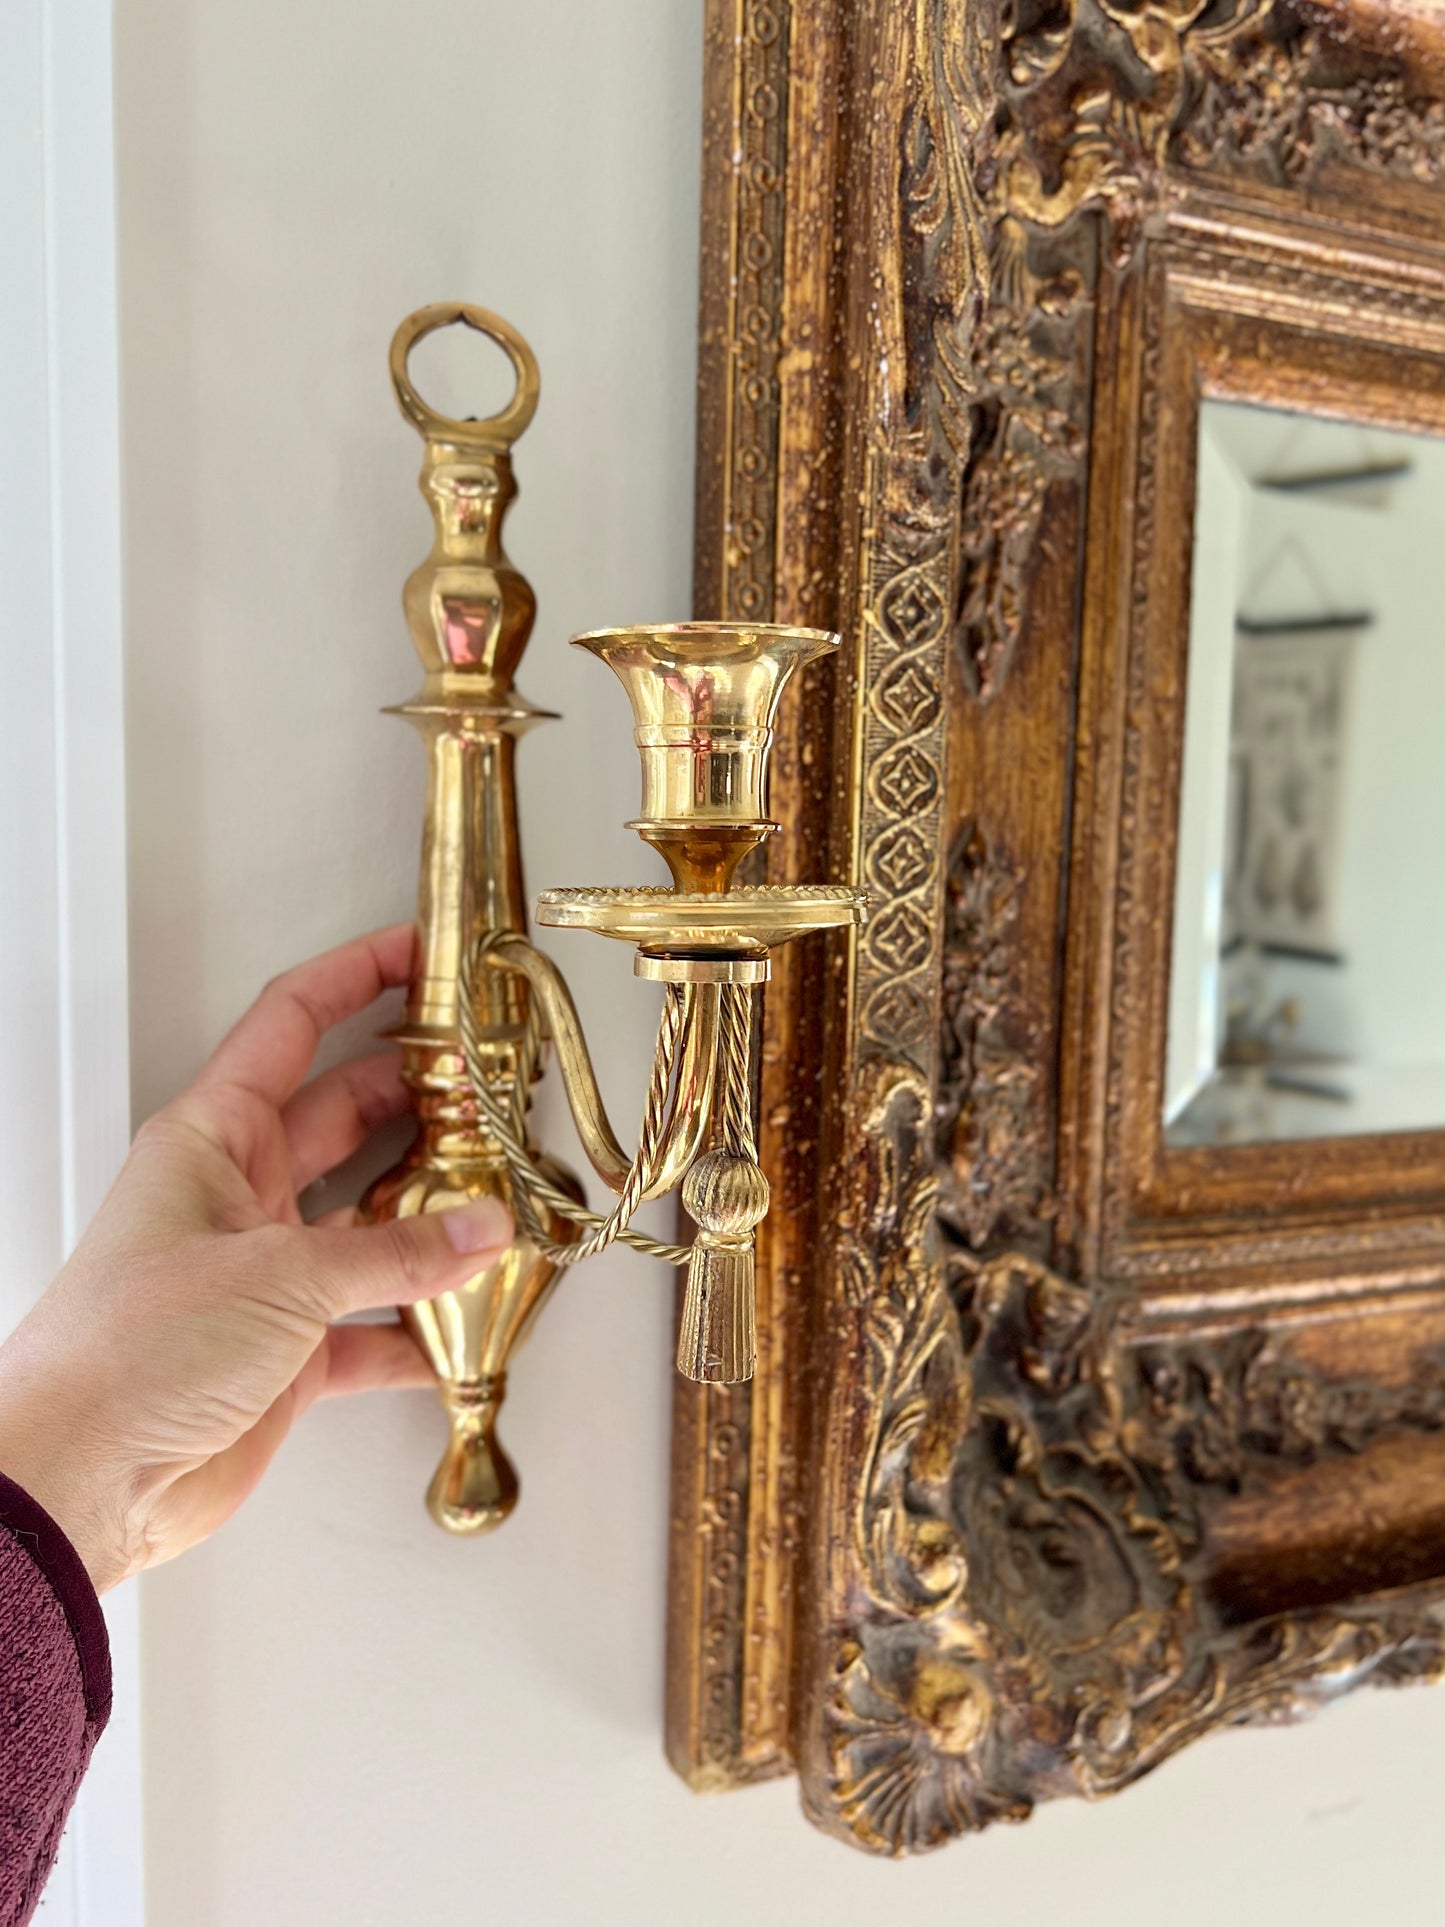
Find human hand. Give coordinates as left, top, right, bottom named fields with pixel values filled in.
left=0, top=926, right=510, bottom=1593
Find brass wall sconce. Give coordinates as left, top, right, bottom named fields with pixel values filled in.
left=362, top=303, right=865, bottom=1534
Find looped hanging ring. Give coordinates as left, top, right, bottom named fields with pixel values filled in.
left=389, top=301, right=541, bottom=451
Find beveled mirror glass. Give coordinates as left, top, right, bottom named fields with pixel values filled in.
left=1167, top=401, right=1445, bottom=1147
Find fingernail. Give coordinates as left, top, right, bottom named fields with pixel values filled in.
left=442, top=1197, right=514, bottom=1254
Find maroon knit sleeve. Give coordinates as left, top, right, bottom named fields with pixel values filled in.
left=0, top=1472, right=112, bottom=1927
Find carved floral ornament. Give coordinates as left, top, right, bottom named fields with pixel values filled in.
left=819, top=0, right=1445, bottom=1853
left=826, top=1062, right=1445, bottom=1853
left=672, top=0, right=1445, bottom=1857
left=897, top=0, right=1445, bottom=706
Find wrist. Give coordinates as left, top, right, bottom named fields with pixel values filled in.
left=0, top=1375, right=131, bottom=1593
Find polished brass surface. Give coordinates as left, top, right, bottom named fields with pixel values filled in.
left=634, top=952, right=772, bottom=986
left=678, top=1147, right=767, bottom=1382
left=474, top=929, right=721, bottom=1201
left=427, top=1377, right=515, bottom=1530
left=369, top=305, right=860, bottom=1524
left=673, top=989, right=766, bottom=1383
left=509, top=621, right=862, bottom=1381
left=535, top=883, right=863, bottom=952
left=363, top=303, right=580, bottom=1534
left=389, top=300, right=540, bottom=453
left=573, top=622, right=837, bottom=892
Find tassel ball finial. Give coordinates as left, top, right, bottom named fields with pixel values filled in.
left=677, top=1150, right=770, bottom=1385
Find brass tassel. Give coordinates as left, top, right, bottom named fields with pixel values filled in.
left=677, top=1149, right=768, bottom=1384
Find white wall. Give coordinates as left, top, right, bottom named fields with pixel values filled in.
left=114, top=4, right=1445, bottom=1922
left=2, top=2, right=140, bottom=1915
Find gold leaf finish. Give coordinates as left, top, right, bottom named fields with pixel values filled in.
left=672, top=0, right=1445, bottom=1853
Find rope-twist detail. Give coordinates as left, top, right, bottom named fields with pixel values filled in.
left=458, top=933, right=696, bottom=1266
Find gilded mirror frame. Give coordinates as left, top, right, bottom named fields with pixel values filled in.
left=667, top=0, right=1445, bottom=1854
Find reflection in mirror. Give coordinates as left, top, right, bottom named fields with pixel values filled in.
left=1167, top=401, right=1445, bottom=1147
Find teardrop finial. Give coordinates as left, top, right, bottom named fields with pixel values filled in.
left=426, top=1378, right=519, bottom=1535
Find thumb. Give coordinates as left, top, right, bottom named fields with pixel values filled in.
left=290, top=1197, right=514, bottom=1319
